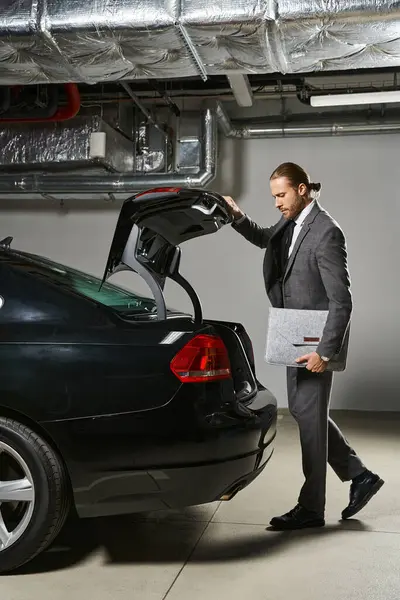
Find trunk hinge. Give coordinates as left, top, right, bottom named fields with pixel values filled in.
left=105, top=224, right=203, bottom=323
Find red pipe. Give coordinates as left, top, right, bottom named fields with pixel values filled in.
left=49, top=83, right=81, bottom=121
left=0, top=83, right=81, bottom=123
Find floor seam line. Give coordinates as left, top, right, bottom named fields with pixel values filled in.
left=161, top=503, right=221, bottom=600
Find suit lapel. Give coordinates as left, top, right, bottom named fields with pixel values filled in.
left=270, top=216, right=288, bottom=269
left=283, top=202, right=321, bottom=281
left=263, top=216, right=287, bottom=293
left=270, top=215, right=287, bottom=240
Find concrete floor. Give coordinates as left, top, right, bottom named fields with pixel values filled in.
left=3, top=412, right=400, bottom=599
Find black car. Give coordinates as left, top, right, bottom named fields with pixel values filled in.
left=0, top=187, right=277, bottom=573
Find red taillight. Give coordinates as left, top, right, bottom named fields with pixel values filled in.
left=170, top=335, right=232, bottom=383
left=136, top=187, right=181, bottom=197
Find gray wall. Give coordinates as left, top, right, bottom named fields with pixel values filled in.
left=0, top=133, right=398, bottom=410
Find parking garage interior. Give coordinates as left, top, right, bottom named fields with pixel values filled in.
left=0, top=1, right=399, bottom=598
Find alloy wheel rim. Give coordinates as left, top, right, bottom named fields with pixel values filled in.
left=0, top=441, right=35, bottom=552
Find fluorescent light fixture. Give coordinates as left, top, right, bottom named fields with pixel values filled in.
left=226, top=74, right=254, bottom=107
left=310, top=90, right=400, bottom=108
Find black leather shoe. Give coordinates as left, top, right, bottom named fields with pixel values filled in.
left=342, top=470, right=384, bottom=520
left=269, top=504, right=325, bottom=531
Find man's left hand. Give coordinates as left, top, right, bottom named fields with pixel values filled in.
left=296, top=352, right=327, bottom=373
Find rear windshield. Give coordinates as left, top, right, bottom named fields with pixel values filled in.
left=18, top=252, right=157, bottom=315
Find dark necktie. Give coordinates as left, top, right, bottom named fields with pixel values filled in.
left=281, top=219, right=296, bottom=273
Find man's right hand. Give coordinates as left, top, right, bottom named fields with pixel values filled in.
left=222, top=196, right=245, bottom=221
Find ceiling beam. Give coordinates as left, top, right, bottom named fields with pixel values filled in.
left=226, top=74, right=254, bottom=107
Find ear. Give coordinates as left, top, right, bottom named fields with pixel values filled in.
left=298, top=183, right=307, bottom=197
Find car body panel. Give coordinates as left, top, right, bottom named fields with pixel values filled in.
left=0, top=187, right=278, bottom=519
left=42, top=388, right=276, bottom=518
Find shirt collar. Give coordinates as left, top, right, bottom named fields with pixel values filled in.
left=294, top=199, right=315, bottom=226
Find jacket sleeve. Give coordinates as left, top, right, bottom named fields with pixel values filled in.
left=231, top=215, right=275, bottom=249
left=315, top=226, right=353, bottom=359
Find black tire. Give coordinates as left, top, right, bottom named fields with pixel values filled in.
left=0, top=417, right=71, bottom=574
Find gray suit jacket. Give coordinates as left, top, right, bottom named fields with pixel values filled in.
left=232, top=201, right=352, bottom=360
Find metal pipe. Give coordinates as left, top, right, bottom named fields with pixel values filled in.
left=216, top=101, right=400, bottom=138
left=0, top=109, right=217, bottom=194
left=80, top=91, right=299, bottom=105
left=215, top=101, right=241, bottom=137
left=238, top=121, right=400, bottom=138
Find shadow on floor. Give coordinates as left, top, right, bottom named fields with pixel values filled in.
left=10, top=511, right=371, bottom=576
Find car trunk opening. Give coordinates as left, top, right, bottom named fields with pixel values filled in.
left=102, top=187, right=232, bottom=323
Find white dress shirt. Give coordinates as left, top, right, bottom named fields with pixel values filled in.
left=288, top=200, right=315, bottom=257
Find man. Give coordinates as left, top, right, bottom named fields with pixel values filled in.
left=224, top=162, right=384, bottom=530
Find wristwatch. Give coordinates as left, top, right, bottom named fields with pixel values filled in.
left=320, top=356, right=330, bottom=363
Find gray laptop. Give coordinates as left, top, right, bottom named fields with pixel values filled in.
left=265, top=307, right=350, bottom=372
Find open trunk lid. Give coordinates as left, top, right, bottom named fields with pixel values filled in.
left=102, top=187, right=232, bottom=322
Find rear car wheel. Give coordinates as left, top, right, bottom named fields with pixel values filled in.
left=0, top=417, right=70, bottom=574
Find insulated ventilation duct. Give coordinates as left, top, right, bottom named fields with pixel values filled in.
left=0, top=108, right=217, bottom=193
left=1, top=1, right=400, bottom=85
left=0, top=116, right=134, bottom=172
left=134, top=119, right=173, bottom=174
left=94, top=102, right=173, bottom=174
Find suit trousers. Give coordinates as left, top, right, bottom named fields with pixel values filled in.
left=287, top=366, right=366, bottom=515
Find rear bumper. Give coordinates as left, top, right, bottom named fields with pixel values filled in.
left=74, top=389, right=277, bottom=518
left=77, top=445, right=275, bottom=519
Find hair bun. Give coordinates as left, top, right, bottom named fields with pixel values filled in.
left=309, top=182, right=321, bottom=192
